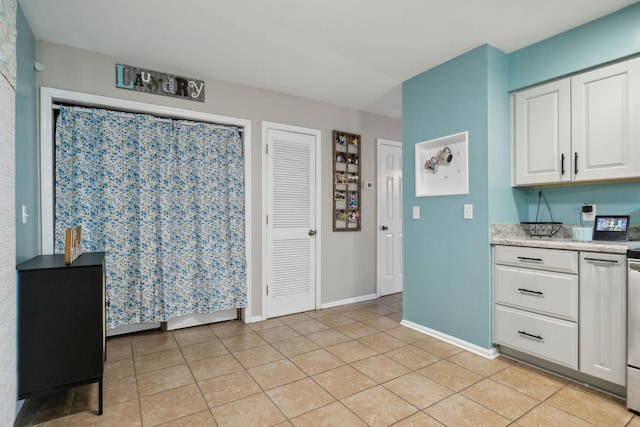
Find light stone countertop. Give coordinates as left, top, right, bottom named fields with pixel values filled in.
left=491, top=224, right=640, bottom=254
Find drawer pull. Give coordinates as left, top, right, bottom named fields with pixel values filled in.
left=517, top=288, right=543, bottom=296
left=583, top=257, right=618, bottom=264
left=517, top=256, right=543, bottom=263
left=518, top=330, right=543, bottom=340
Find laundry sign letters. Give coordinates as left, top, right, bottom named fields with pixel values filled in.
left=115, top=64, right=205, bottom=102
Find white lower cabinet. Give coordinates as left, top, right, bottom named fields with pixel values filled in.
left=579, top=253, right=626, bottom=386
left=493, top=246, right=627, bottom=387
left=494, top=264, right=578, bottom=321
left=495, top=305, right=578, bottom=369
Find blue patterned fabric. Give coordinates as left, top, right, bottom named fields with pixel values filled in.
left=55, top=106, right=247, bottom=329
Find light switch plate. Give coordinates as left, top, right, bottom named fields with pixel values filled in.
left=21, top=205, right=28, bottom=224
left=412, top=206, right=420, bottom=219
left=463, top=204, right=473, bottom=219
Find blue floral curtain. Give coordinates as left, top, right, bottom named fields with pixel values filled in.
left=55, top=106, right=247, bottom=329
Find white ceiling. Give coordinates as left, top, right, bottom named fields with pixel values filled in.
left=19, top=0, right=637, bottom=118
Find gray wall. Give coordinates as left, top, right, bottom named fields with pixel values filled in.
left=35, top=41, right=402, bottom=319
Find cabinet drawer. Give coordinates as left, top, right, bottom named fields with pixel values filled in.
left=495, top=265, right=578, bottom=321
left=494, top=305, right=578, bottom=369
left=494, top=245, right=578, bottom=274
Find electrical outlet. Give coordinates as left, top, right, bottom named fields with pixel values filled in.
left=582, top=204, right=596, bottom=222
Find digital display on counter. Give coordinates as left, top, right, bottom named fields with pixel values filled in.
left=593, top=215, right=630, bottom=241
left=595, top=216, right=628, bottom=232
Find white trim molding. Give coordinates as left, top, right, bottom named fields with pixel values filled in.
left=39, top=86, right=253, bottom=324
left=376, top=138, right=402, bottom=297
left=400, top=319, right=500, bottom=360
left=261, top=121, right=322, bottom=320
left=320, top=293, right=378, bottom=310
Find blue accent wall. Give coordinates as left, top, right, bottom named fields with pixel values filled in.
left=527, top=183, right=640, bottom=226
left=402, top=2, right=640, bottom=350
left=508, top=2, right=640, bottom=91
left=15, top=4, right=38, bottom=264
left=403, top=45, right=516, bottom=348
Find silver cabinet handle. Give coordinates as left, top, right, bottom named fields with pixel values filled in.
left=584, top=257, right=618, bottom=263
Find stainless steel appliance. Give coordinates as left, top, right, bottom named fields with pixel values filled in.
left=628, top=250, right=640, bottom=412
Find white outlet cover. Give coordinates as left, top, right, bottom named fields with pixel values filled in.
left=582, top=204, right=596, bottom=221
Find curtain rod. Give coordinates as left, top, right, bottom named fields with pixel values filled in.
left=52, top=103, right=243, bottom=132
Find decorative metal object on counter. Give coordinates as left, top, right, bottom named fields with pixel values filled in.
left=520, top=190, right=562, bottom=238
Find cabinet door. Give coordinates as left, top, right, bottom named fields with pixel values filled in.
left=572, top=57, right=640, bottom=181
left=513, top=79, right=571, bottom=186
left=579, top=253, right=626, bottom=385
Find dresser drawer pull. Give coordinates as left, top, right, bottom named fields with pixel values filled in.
left=517, top=288, right=543, bottom=296
left=583, top=257, right=618, bottom=264
left=517, top=256, right=543, bottom=263
left=518, top=330, right=543, bottom=340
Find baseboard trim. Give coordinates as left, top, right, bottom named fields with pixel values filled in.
left=251, top=316, right=263, bottom=323
left=400, top=319, right=499, bottom=360
left=320, top=293, right=378, bottom=309
left=107, top=322, right=161, bottom=337
left=166, top=309, right=237, bottom=330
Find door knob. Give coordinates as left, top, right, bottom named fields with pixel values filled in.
left=308, top=230, right=316, bottom=236
left=381, top=225, right=388, bottom=231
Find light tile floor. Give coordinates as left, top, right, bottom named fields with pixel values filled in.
left=14, top=293, right=640, bottom=426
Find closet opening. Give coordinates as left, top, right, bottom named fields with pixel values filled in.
left=40, top=87, right=253, bottom=336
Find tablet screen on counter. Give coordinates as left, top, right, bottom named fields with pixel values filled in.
left=593, top=215, right=630, bottom=241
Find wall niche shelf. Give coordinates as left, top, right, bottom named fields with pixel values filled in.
left=333, top=130, right=361, bottom=231
left=415, top=131, right=469, bottom=197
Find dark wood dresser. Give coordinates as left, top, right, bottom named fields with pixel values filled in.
left=16, top=252, right=106, bottom=415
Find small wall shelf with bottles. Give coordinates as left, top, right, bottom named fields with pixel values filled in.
left=333, top=130, right=361, bottom=231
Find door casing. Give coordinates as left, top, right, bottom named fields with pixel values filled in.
left=261, top=121, right=322, bottom=321
left=376, top=138, right=403, bottom=296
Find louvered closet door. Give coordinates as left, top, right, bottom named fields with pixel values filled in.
left=266, top=129, right=317, bottom=318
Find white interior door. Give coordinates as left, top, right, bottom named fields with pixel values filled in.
left=377, top=139, right=402, bottom=296
left=265, top=127, right=318, bottom=318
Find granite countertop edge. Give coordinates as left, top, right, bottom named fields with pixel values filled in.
left=491, top=224, right=640, bottom=254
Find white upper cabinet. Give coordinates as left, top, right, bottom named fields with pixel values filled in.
left=512, top=56, right=640, bottom=186
left=513, top=79, right=571, bottom=185
left=572, top=58, right=640, bottom=181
